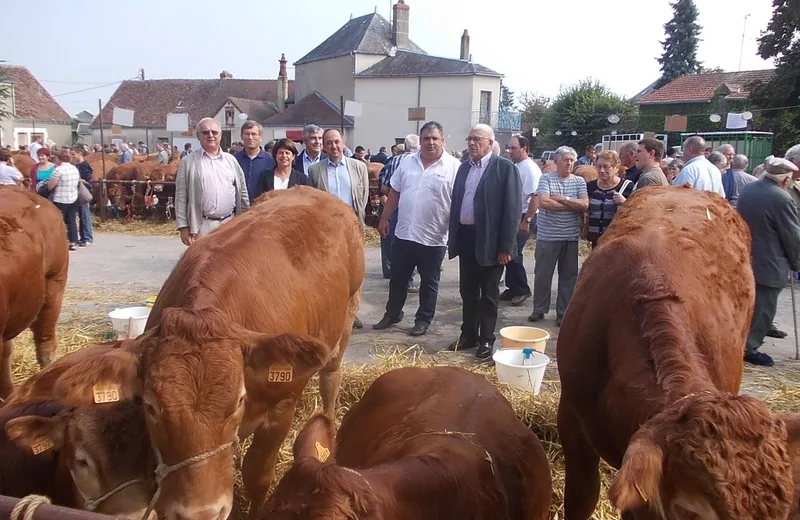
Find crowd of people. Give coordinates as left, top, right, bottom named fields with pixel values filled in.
left=3, top=119, right=800, bottom=369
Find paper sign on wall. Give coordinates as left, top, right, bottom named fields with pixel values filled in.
left=726, top=113, right=748, bottom=129
left=112, top=107, right=135, bottom=127
left=166, top=113, right=189, bottom=132
left=344, top=100, right=363, bottom=118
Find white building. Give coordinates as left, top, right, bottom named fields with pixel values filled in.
left=0, top=65, right=73, bottom=149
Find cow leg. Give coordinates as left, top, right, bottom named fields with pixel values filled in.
left=1, top=339, right=13, bottom=399
left=30, top=276, right=66, bottom=367
left=242, top=399, right=298, bottom=518
left=559, top=400, right=601, bottom=520
left=319, top=352, right=345, bottom=419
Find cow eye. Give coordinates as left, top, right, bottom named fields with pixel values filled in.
left=237, top=394, right=246, bottom=409
left=75, top=456, right=90, bottom=469
left=144, top=401, right=159, bottom=423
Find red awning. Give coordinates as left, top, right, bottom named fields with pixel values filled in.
left=286, top=130, right=303, bottom=141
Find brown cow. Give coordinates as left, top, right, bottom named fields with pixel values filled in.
left=782, top=414, right=800, bottom=519
left=52, top=186, right=364, bottom=519
left=557, top=185, right=795, bottom=519
left=573, top=164, right=598, bottom=183
left=4, top=400, right=156, bottom=519
left=0, top=187, right=68, bottom=399
left=262, top=366, right=552, bottom=520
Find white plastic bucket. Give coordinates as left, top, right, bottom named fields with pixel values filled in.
left=492, top=349, right=551, bottom=395
left=499, top=326, right=550, bottom=353
left=108, top=307, right=151, bottom=339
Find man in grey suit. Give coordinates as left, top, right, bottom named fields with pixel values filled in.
left=308, top=128, right=369, bottom=328
left=175, top=117, right=249, bottom=246
left=446, top=124, right=522, bottom=359
left=737, top=157, right=800, bottom=367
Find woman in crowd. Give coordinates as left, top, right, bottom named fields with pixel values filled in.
left=254, top=138, right=309, bottom=200
left=666, top=159, right=683, bottom=183
left=31, top=147, right=55, bottom=196
left=72, top=147, right=94, bottom=246
left=585, top=150, right=633, bottom=248
left=48, top=149, right=81, bottom=251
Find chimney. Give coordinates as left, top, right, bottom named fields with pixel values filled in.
left=392, top=1, right=410, bottom=50
left=219, top=70, right=233, bottom=79
left=277, top=54, right=288, bottom=113
left=460, top=30, right=470, bottom=61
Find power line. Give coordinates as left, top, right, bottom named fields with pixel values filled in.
left=52, top=80, right=126, bottom=97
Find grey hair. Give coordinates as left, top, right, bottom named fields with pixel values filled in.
left=668, top=159, right=684, bottom=169
left=404, top=134, right=420, bottom=152
left=302, top=124, right=322, bottom=138
left=731, top=154, right=749, bottom=170
left=717, top=144, right=735, bottom=154
left=708, top=151, right=727, bottom=168
left=683, top=135, right=706, bottom=154
left=619, top=142, right=637, bottom=155
left=492, top=141, right=501, bottom=156
left=786, top=144, right=800, bottom=166
left=554, top=146, right=578, bottom=162
left=195, top=117, right=220, bottom=134
left=470, top=123, right=495, bottom=141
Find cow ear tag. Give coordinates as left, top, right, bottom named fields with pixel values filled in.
left=92, top=383, right=121, bottom=403
left=315, top=442, right=330, bottom=462
left=32, top=439, right=55, bottom=455
left=268, top=364, right=293, bottom=383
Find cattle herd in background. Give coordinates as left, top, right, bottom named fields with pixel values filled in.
left=2, top=178, right=800, bottom=518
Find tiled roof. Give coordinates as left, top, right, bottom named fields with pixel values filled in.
left=356, top=49, right=501, bottom=78
left=91, top=78, right=294, bottom=128
left=0, top=65, right=71, bottom=124
left=223, top=97, right=279, bottom=123
left=638, top=69, right=775, bottom=105
left=295, top=13, right=425, bottom=65
left=262, top=91, right=353, bottom=128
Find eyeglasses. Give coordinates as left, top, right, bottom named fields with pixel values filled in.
left=200, top=130, right=220, bottom=136
left=465, top=136, right=489, bottom=143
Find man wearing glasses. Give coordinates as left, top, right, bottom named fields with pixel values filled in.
left=175, top=117, right=250, bottom=246
left=234, top=120, right=275, bottom=203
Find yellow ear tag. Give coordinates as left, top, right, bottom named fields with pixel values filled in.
left=32, top=439, right=54, bottom=455
left=315, top=442, right=330, bottom=462
left=268, top=364, right=293, bottom=383
left=92, top=383, right=121, bottom=404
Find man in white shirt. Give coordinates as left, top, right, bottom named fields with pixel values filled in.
left=373, top=121, right=460, bottom=336
left=0, top=149, right=23, bottom=185
left=501, top=135, right=541, bottom=306
left=28, top=135, right=43, bottom=161
left=672, top=135, right=726, bottom=197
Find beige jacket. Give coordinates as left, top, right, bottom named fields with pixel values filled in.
left=175, top=149, right=250, bottom=234
left=308, top=157, right=369, bottom=226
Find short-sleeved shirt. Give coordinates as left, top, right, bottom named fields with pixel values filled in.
left=672, top=156, right=726, bottom=197
left=535, top=173, right=588, bottom=241
left=0, top=163, right=22, bottom=185
left=516, top=158, right=542, bottom=213
left=390, top=151, right=460, bottom=247
left=50, top=163, right=80, bottom=204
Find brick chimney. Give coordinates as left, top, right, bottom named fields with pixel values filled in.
left=460, top=30, right=470, bottom=61
left=392, top=1, right=410, bottom=50
left=277, top=54, right=288, bottom=112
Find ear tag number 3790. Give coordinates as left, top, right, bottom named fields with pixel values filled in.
left=92, top=383, right=120, bottom=404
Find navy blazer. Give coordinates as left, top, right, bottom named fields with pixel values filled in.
left=293, top=150, right=327, bottom=176
left=448, top=155, right=522, bottom=266
left=254, top=168, right=310, bottom=200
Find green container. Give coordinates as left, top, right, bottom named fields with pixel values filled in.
left=680, top=131, right=774, bottom=173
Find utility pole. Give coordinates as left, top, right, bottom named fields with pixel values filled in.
left=738, top=13, right=751, bottom=72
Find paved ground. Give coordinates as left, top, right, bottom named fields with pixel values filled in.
left=65, top=233, right=800, bottom=372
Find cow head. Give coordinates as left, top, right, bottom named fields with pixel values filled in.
left=609, top=393, right=794, bottom=519
left=5, top=401, right=156, bottom=519
left=261, top=414, right=380, bottom=520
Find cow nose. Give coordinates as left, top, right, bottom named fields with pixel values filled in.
left=174, top=507, right=226, bottom=520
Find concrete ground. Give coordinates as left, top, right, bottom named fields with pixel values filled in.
left=65, top=233, right=800, bottom=375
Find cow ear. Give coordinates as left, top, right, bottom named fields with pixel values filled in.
left=52, top=343, right=143, bottom=404
left=292, top=414, right=336, bottom=464
left=5, top=415, right=66, bottom=454
left=244, top=333, right=335, bottom=385
left=608, top=429, right=665, bottom=514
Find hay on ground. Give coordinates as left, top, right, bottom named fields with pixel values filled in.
left=92, top=218, right=179, bottom=237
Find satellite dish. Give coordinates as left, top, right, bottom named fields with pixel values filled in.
left=238, top=113, right=249, bottom=120
left=742, top=111, right=753, bottom=120
left=555, top=130, right=562, bottom=136
left=709, top=114, right=722, bottom=123
left=611, top=130, right=618, bottom=135
left=571, top=131, right=578, bottom=136
left=607, top=114, right=620, bottom=124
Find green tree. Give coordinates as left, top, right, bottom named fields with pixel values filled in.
left=518, top=92, right=550, bottom=130
left=656, top=0, right=703, bottom=89
left=500, top=80, right=515, bottom=111
left=748, top=0, right=800, bottom=153
left=540, top=79, right=637, bottom=150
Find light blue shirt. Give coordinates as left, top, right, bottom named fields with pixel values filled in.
left=303, top=151, right=323, bottom=175
left=672, top=155, right=726, bottom=198
left=327, top=158, right=353, bottom=208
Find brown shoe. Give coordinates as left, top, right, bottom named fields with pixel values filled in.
left=510, top=293, right=531, bottom=306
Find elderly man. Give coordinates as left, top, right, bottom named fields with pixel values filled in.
left=501, top=135, right=541, bottom=306
left=672, top=136, right=726, bottom=197
left=737, top=158, right=800, bottom=367
left=529, top=146, right=588, bottom=327
left=118, top=143, right=133, bottom=164
left=446, top=124, right=522, bottom=359
left=373, top=122, right=460, bottom=336
left=294, top=124, right=326, bottom=175
left=155, top=142, right=170, bottom=165
left=619, top=142, right=641, bottom=184
left=308, top=129, right=369, bottom=329
left=233, top=120, right=275, bottom=203
left=175, top=117, right=249, bottom=246
left=634, top=137, right=669, bottom=189
left=719, top=154, right=756, bottom=208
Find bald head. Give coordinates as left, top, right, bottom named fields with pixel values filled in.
left=683, top=136, right=707, bottom=161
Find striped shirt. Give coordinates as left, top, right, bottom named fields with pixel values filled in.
left=586, top=178, right=633, bottom=247
left=535, top=173, right=587, bottom=241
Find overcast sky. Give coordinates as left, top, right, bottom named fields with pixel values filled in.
left=2, top=0, right=775, bottom=117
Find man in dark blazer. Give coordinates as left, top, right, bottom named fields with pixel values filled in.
left=293, top=124, right=327, bottom=175
left=737, top=157, right=800, bottom=367
left=446, top=124, right=522, bottom=359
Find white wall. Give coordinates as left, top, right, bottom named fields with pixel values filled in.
left=353, top=75, right=474, bottom=151
left=354, top=54, right=386, bottom=74
left=470, top=76, right=502, bottom=126
left=91, top=127, right=189, bottom=151
left=11, top=122, right=71, bottom=148
left=263, top=126, right=353, bottom=146
left=294, top=55, right=355, bottom=104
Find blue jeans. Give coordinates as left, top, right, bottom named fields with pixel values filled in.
left=504, top=214, right=533, bottom=296
left=379, top=204, right=415, bottom=287
left=79, top=203, right=93, bottom=244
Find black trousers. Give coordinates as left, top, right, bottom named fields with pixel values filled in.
left=54, top=201, right=78, bottom=244
left=385, top=237, right=446, bottom=325
left=458, top=225, right=504, bottom=345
